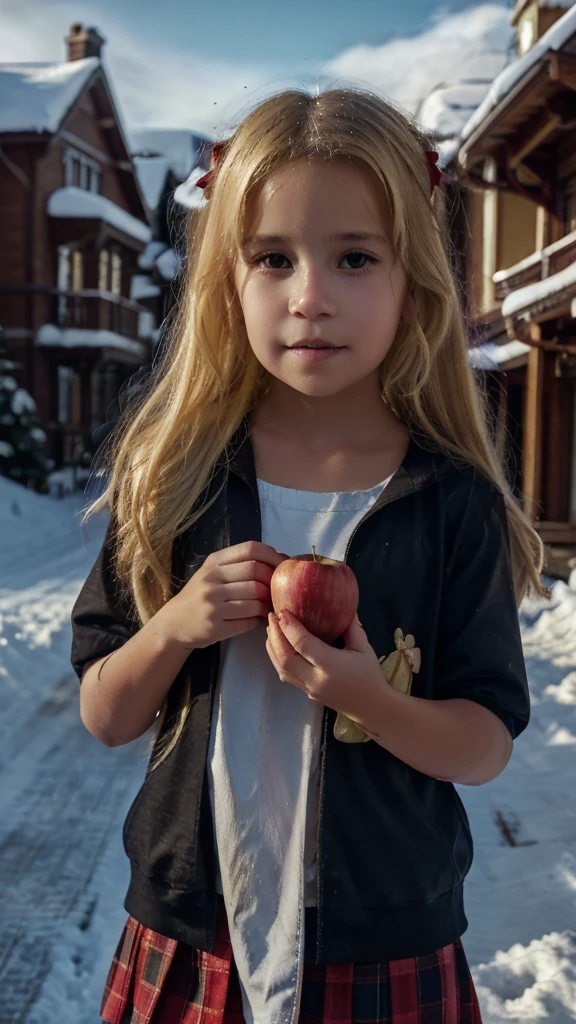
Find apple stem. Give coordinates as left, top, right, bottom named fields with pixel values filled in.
left=312, top=545, right=318, bottom=562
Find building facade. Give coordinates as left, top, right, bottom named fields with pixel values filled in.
left=0, top=24, right=154, bottom=469
left=454, top=1, right=576, bottom=575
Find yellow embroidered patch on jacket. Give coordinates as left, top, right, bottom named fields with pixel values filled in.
left=333, top=628, right=421, bottom=744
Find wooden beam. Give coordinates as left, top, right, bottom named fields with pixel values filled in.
left=508, top=110, right=562, bottom=169
left=548, top=52, right=576, bottom=92
left=523, top=342, right=544, bottom=519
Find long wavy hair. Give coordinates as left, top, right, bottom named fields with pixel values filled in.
left=82, top=88, right=545, bottom=770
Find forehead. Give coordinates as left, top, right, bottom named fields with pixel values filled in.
left=245, top=157, right=391, bottom=236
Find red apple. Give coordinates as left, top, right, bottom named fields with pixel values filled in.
left=270, top=546, right=359, bottom=644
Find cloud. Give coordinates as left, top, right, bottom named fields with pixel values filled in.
left=323, top=4, right=513, bottom=113
left=0, top=1, right=514, bottom=135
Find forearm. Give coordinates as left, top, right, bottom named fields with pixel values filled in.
left=80, top=605, right=191, bottom=747
left=353, top=688, right=513, bottom=785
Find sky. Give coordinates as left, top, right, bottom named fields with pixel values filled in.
left=1, top=0, right=518, bottom=136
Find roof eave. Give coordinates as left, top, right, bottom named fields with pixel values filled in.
left=458, top=59, right=546, bottom=169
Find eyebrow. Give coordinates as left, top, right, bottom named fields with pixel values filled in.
left=241, top=232, right=389, bottom=248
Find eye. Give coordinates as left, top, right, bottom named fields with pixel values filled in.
left=340, top=251, right=378, bottom=271
left=254, top=252, right=291, bottom=271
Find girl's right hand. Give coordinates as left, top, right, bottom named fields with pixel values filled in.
left=159, top=541, right=289, bottom=650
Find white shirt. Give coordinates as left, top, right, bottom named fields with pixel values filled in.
left=206, top=473, right=391, bottom=1024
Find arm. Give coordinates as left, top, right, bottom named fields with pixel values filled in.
left=353, top=689, right=513, bottom=785
left=80, top=606, right=192, bottom=747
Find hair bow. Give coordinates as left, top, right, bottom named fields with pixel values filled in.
left=195, top=142, right=229, bottom=191
left=424, top=151, right=443, bottom=193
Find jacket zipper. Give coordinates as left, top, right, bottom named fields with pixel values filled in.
left=314, top=477, right=417, bottom=959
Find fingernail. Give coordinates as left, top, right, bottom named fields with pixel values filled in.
left=277, top=611, right=288, bottom=625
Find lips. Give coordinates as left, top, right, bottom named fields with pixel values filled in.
left=288, top=341, right=342, bottom=349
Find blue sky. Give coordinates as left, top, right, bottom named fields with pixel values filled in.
left=74, top=0, right=498, bottom=66
left=2, top=1, right=515, bottom=133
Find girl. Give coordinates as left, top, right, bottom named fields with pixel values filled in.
left=71, top=88, right=543, bottom=1024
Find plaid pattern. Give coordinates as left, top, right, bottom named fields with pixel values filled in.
left=101, top=910, right=483, bottom=1024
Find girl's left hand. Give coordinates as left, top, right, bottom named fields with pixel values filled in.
left=266, top=609, right=389, bottom=722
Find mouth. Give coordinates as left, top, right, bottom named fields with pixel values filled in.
left=287, top=341, right=344, bottom=350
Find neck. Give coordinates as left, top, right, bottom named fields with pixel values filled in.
left=249, top=375, right=408, bottom=453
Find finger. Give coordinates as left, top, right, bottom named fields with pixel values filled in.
left=265, top=633, right=307, bottom=692
left=275, top=610, right=330, bottom=669
left=216, top=541, right=288, bottom=569
left=213, top=560, right=275, bottom=586
left=268, top=613, right=319, bottom=687
left=342, top=612, right=371, bottom=652
left=222, top=580, right=271, bottom=602
left=223, top=599, right=269, bottom=620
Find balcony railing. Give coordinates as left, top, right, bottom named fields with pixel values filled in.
left=494, top=228, right=576, bottom=302
left=54, top=289, right=142, bottom=338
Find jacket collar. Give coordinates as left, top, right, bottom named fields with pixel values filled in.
left=226, top=415, right=447, bottom=505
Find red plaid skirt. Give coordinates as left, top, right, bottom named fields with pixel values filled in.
left=100, top=905, right=482, bottom=1024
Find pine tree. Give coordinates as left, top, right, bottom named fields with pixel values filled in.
left=0, top=325, right=48, bottom=491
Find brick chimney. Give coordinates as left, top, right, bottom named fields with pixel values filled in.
left=65, top=23, right=106, bottom=62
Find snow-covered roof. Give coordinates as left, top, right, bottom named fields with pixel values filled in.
left=130, top=129, right=211, bottom=211
left=501, top=257, right=576, bottom=317
left=37, top=323, right=146, bottom=358
left=461, top=3, right=576, bottom=144
left=418, top=80, right=498, bottom=140
left=130, top=274, right=161, bottom=301
left=173, top=165, right=208, bottom=211
left=47, top=186, right=151, bottom=245
left=468, top=339, right=531, bottom=369
left=155, top=247, right=181, bottom=280
left=0, top=58, right=99, bottom=134
left=137, top=240, right=167, bottom=270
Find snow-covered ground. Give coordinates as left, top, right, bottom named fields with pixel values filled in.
left=1, top=474, right=576, bottom=1022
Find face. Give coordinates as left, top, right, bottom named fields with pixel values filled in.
left=234, top=157, right=410, bottom=399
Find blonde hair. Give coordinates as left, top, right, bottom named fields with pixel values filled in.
left=82, top=88, right=544, bottom=770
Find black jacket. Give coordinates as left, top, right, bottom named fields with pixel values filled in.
left=71, top=420, right=530, bottom=962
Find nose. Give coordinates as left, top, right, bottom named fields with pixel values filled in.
left=287, top=264, right=336, bottom=320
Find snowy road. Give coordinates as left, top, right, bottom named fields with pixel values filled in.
left=1, top=476, right=576, bottom=1022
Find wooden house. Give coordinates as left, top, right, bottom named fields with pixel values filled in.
left=0, top=23, right=154, bottom=469
left=453, top=0, right=576, bottom=576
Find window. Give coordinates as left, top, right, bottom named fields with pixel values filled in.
left=57, top=365, right=78, bottom=425
left=111, top=250, right=122, bottom=295
left=64, top=146, right=101, bottom=194
left=71, top=250, right=84, bottom=292
left=98, top=249, right=110, bottom=291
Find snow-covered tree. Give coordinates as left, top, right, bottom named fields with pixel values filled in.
left=0, top=326, right=48, bottom=490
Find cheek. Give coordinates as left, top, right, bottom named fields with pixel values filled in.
left=241, top=280, right=285, bottom=340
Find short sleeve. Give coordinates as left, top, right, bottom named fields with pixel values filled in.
left=434, top=481, right=530, bottom=739
left=70, top=517, right=140, bottom=682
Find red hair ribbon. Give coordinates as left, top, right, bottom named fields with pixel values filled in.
left=425, top=150, right=443, bottom=193
left=195, top=141, right=229, bottom=190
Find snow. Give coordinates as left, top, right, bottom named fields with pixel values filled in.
left=173, top=165, right=208, bottom=211
left=469, top=339, right=531, bottom=369
left=130, top=274, right=161, bottom=301
left=47, top=187, right=152, bottom=245
left=418, top=81, right=493, bottom=139
left=37, top=323, right=146, bottom=359
left=0, top=58, right=99, bottom=134
left=2, top=471, right=576, bottom=1021
left=501, top=258, right=576, bottom=317
left=138, top=240, right=168, bottom=271
left=130, top=129, right=211, bottom=182
left=494, top=250, right=543, bottom=283
left=130, top=129, right=211, bottom=212
left=132, top=156, right=170, bottom=212
left=155, top=247, right=181, bottom=280
left=461, top=4, right=576, bottom=144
